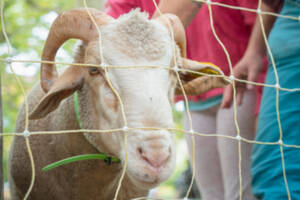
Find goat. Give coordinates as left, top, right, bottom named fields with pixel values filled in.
left=8, top=8, right=226, bottom=200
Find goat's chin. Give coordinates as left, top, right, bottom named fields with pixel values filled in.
left=128, top=177, right=160, bottom=190
left=126, top=159, right=175, bottom=190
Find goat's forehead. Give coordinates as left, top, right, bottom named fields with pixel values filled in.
left=108, top=67, right=170, bottom=91
left=100, top=10, right=173, bottom=66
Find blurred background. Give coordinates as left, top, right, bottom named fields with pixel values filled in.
left=0, top=0, right=200, bottom=199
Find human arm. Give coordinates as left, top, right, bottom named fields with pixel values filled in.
left=104, top=0, right=138, bottom=18
left=152, top=0, right=202, bottom=28
left=221, top=2, right=279, bottom=108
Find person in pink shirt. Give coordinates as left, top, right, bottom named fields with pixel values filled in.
left=105, top=0, right=264, bottom=199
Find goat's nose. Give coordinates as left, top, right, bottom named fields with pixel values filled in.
left=138, top=145, right=170, bottom=168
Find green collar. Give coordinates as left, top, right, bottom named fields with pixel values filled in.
left=73, top=92, right=120, bottom=164
left=73, top=92, right=82, bottom=128
left=42, top=93, right=120, bottom=172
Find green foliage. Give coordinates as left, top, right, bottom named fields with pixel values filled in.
left=1, top=0, right=78, bottom=132
left=0, top=0, right=76, bottom=54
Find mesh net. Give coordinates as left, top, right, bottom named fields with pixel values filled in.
left=1, top=0, right=300, bottom=199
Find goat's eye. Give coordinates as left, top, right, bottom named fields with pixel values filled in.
left=89, top=67, right=100, bottom=75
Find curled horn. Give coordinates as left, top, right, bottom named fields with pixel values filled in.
left=155, top=14, right=187, bottom=58
left=41, top=8, right=113, bottom=93
left=175, top=58, right=229, bottom=95
left=155, top=13, right=228, bottom=95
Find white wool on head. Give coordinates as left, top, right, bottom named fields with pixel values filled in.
left=101, top=9, right=173, bottom=66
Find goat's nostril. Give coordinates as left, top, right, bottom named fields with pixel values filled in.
left=139, top=147, right=170, bottom=168
left=137, top=147, right=143, bottom=155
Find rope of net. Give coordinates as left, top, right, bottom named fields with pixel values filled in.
left=82, top=1, right=130, bottom=199
left=1, top=59, right=300, bottom=92
left=1, top=0, right=35, bottom=199
left=256, top=0, right=291, bottom=198
left=0, top=0, right=299, bottom=199
left=151, top=0, right=198, bottom=197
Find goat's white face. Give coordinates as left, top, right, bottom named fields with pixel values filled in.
left=83, top=12, right=177, bottom=188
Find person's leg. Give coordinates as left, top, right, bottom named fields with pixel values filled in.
left=217, top=90, right=257, bottom=200
left=184, top=105, right=224, bottom=200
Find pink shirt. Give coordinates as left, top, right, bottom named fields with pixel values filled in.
left=105, top=0, right=266, bottom=113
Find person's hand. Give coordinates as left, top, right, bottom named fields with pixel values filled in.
left=221, top=53, right=263, bottom=108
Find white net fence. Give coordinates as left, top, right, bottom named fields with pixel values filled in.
left=1, top=0, right=300, bottom=199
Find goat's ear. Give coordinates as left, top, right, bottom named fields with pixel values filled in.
left=176, top=58, right=229, bottom=95
left=29, top=67, right=84, bottom=119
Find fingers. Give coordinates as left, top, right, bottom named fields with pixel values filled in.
left=237, top=86, right=244, bottom=106
left=221, top=85, right=233, bottom=108
left=247, top=67, right=260, bottom=90
left=221, top=63, right=246, bottom=108
left=221, top=54, right=262, bottom=108
left=221, top=82, right=245, bottom=108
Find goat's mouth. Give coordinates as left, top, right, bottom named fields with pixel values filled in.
left=127, top=171, right=162, bottom=190
left=126, top=156, right=174, bottom=190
